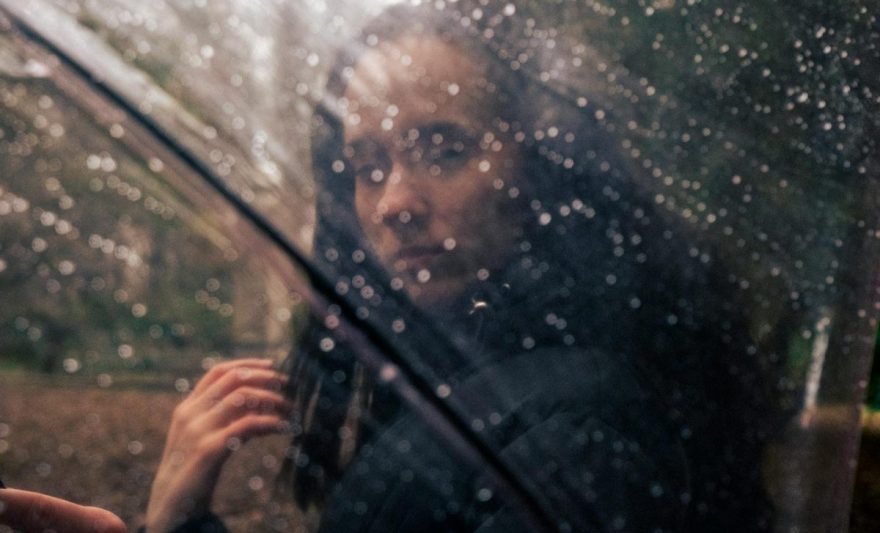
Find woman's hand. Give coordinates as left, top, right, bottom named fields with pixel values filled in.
left=0, top=488, right=127, bottom=533
left=145, top=358, right=291, bottom=533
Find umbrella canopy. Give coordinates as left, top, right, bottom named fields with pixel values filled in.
left=1, top=1, right=879, bottom=531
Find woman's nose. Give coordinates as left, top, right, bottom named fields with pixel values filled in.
left=378, top=164, right=428, bottom=229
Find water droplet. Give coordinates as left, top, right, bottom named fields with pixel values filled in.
left=319, top=337, right=336, bottom=352
left=63, top=358, right=80, bottom=373
left=248, top=476, right=264, bottom=491
left=58, top=260, right=75, bottom=276
left=470, top=300, right=489, bottom=314
left=128, top=441, right=144, bottom=455
left=380, top=364, right=398, bottom=382
left=36, top=462, right=52, bottom=478
left=55, top=220, right=72, bottom=234
left=175, top=378, right=190, bottom=393
left=27, top=327, right=42, bottom=341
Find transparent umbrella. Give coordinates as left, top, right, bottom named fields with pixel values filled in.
left=0, top=1, right=878, bottom=532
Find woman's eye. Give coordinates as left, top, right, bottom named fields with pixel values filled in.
left=355, top=165, right=386, bottom=185
left=428, top=145, right=469, bottom=167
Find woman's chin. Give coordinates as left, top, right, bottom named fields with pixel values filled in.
left=402, top=276, right=468, bottom=313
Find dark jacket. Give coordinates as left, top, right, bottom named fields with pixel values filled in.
left=317, top=342, right=690, bottom=533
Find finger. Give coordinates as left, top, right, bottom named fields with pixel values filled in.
left=0, top=488, right=127, bottom=533
left=200, top=414, right=288, bottom=456
left=220, top=413, right=290, bottom=445
left=191, top=358, right=276, bottom=395
left=194, top=368, right=288, bottom=409
left=206, top=387, right=293, bottom=426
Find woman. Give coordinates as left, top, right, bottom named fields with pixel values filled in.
left=146, top=3, right=784, bottom=531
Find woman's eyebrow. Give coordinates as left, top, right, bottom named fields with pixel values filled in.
left=346, top=122, right=476, bottom=154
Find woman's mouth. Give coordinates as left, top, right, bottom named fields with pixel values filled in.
left=394, top=245, right=445, bottom=271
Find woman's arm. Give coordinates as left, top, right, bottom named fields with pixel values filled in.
left=145, top=358, right=291, bottom=533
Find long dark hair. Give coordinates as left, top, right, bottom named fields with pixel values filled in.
left=283, top=3, right=791, bottom=529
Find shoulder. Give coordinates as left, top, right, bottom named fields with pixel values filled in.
left=455, top=345, right=652, bottom=419
left=454, top=347, right=691, bottom=531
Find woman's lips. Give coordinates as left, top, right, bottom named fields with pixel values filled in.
left=394, top=245, right=445, bottom=271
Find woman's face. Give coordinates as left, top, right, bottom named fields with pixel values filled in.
left=342, top=36, right=527, bottom=310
